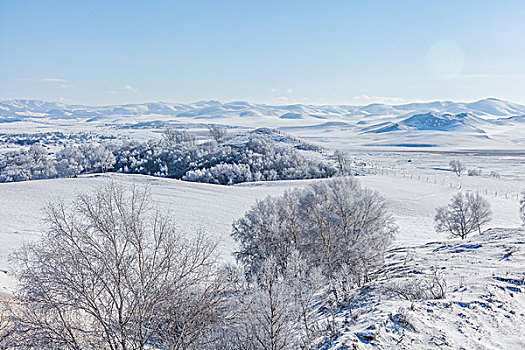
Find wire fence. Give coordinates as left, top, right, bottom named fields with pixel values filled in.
left=364, top=166, right=523, bottom=201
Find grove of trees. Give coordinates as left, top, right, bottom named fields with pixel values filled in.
left=0, top=129, right=339, bottom=185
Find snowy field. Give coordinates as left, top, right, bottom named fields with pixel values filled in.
left=1, top=171, right=523, bottom=294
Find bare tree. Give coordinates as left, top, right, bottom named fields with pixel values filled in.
left=333, top=150, right=352, bottom=176
left=434, top=192, right=492, bottom=239
left=0, top=300, right=12, bottom=348
left=163, top=129, right=197, bottom=146
left=449, top=160, right=465, bottom=177
left=208, top=125, right=228, bottom=143
left=8, top=183, right=227, bottom=350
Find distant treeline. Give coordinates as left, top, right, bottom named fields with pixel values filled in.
left=0, top=128, right=341, bottom=185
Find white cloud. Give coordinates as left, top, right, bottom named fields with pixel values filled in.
left=107, top=85, right=139, bottom=95
left=23, top=78, right=68, bottom=83
left=124, top=84, right=138, bottom=93
left=41, top=78, right=67, bottom=83
left=57, top=97, right=72, bottom=103
left=286, top=88, right=294, bottom=93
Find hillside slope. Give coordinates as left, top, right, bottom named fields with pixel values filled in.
left=323, top=228, right=525, bottom=349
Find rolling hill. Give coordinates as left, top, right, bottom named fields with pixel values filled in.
left=1, top=98, right=525, bottom=150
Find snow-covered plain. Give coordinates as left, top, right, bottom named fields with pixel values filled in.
left=1, top=172, right=522, bottom=291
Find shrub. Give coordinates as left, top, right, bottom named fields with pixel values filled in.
left=467, top=168, right=482, bottom=176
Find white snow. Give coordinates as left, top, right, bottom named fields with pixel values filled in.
left=1, top=171, right=523, bottom=292
left=324, top=228, right=525, bottom=349
left=2, top=98, right=525, bottom=151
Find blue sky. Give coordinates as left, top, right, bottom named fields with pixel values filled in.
left=1, top=0, right=525, bottom=105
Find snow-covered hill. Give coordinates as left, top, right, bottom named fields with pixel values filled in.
left=324, top=228, right=525, bottom=349
left=2, top=98, right=525, bottom=150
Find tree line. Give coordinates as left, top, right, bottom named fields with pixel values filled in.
left=0, top=129, right=339, bottom=185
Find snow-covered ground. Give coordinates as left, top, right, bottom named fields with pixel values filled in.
left=0, top=174, right=293, bottom=278
left=358, top=175, right=522, bottom=246
left=325, top=228, right=525, bottom=349
left=1, top=172, right=523, bottom=295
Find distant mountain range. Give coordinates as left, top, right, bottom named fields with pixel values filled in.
left=1, top=98, right=525, bottom=150
left=2, top=97, right=525, bottom=119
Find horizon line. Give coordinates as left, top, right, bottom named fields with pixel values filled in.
left=0, top=96, right=521, bottom=108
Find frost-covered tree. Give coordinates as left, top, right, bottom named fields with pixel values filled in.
left=435, top=192, right=492, bottom=239
left=8, top=184, right=227, bottom=350
left=55, top=146, right=88, bottom=177
left=449, top=160, right=466, bottom=177
left=236, top=257, right=295, bottom=350
left=0, top=145, right=56, bottom=182
left=468, top=192, right=493, bottom=234
left=184, top=163, right=253, bottom=185
left=81, top=143, right=116, bottom=173
left=208, top=125, right=228, bottom=143
left=213, top=253, right=325, bottom=350
left=54, top=144, right=116, bottom=177
left=232, top=177, right=397, bottom=305
left=334, top=150, right=352, bottom=175
left=162, top=128, right=196, bottom=146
